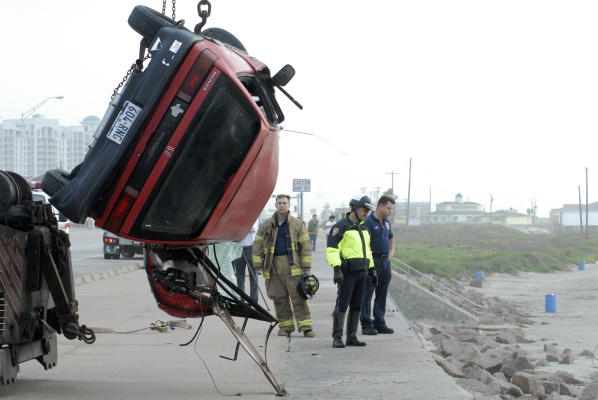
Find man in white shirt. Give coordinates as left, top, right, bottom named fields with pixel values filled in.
left=233, top=219, right=260, bottom=302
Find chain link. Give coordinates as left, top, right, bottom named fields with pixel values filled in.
left=162, top=0, right=176, bottom=20
left=111, top=52, right=152, bottom=100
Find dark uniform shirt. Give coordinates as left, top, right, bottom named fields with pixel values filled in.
left=364, top=213, right=393, bottom=256
left=273, top=216, right=289, bottom=255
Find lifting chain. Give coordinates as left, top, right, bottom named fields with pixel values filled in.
left=110, top=41, right=152, bottom=100
left=194, top=0, right=211, bottom=33
left=162, top=0, right=176, bottom=20
left=111, top=0, right=210, bottom=99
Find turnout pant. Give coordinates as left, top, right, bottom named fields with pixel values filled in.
left=335, top=268, right=366, bottom=314
left=266, top=255, right=312, bottom=332
left=361, top=258, right=391, bottom=328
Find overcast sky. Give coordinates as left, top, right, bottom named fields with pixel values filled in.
left=3, top=1, right=598, bottom=218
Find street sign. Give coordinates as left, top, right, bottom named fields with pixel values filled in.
left=293, top=178, right=311, bottom=192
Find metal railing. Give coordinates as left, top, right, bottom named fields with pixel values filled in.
left=391, top=257, right=486, bottom=316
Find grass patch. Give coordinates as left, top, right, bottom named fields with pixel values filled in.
left=394, top=224, right=598, bottom=278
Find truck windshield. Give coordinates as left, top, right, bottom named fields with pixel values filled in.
left=137, top=75, right=260, bottom=239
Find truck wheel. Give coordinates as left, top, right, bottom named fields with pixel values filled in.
left=122, top=248, right=135, bottom=258
left=104, top=253, right=111, bottom=260
left=42, top=169, right=70, bottom=196
left=128, top=5, right=176, bottom=43
left=112, top=252, right=121, bottom=260
left=202, top=27, right=247, bottom=52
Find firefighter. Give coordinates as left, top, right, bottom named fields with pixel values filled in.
left=253, top=194, right=315, bottom=337
left=327, top=195, right=377, bottom=348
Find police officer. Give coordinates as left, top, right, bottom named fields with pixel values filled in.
left=361, top=195, right=396, bottom=335
left=327, top=195, right=377, bottom=348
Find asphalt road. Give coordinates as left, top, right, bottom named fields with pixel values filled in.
left=69, top=225, right=143, bottom=276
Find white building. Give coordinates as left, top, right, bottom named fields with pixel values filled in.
left=551, top=203, right=598, bottom=230
left=431, top=193, right=488, bottom=223
left=0, top=114, right=99, bottom=178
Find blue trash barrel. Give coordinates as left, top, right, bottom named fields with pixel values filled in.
left=545, top=294, right=557, bottom=313
left=578, top=260, right=586, bottom=271
left=474, top=271, right=484, bottom=280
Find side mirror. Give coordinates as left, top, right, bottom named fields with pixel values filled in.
left=272, top=64, right=295, bottom=87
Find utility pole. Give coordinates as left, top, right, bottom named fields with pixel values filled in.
left=489, top=194, right=494, bottom=224
left=386, top=171, right=399, bottom=199
left=530, top=199, right=537, bottom=225
left=586, top=167, right=589, bottom=240
left=372, top=186, right=382, bottom=203
left=579, top=185, right=583, bottom=235
left=406, top=158, right=412, bottom=226
left=429, top=186, right=432, bottom=224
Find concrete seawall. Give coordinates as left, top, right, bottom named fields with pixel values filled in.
left=388, top=271, right=479, bottom=325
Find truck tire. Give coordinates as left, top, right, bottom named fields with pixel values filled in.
left=202, top=27, right=247, bottom=52
left=128, top=5, right=177, bottom=43
left=42, top=169, right=70, bottom=196
left=104, top=253, right=111, bottom=260
left=122, top=247, right=135, bottom=258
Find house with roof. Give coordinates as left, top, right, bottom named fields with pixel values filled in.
left=550, top=202, right=598, bottom=230
left=430, top=193, right=488, bottom=224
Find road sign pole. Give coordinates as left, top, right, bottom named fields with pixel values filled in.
left=300, top=192, right=304, bottom=222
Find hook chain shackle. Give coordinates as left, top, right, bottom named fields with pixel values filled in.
left=194, top=0, right=212, bottom=33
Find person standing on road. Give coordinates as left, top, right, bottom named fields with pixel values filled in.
left=232, top=219, right=260, bottom=303
left=361, top=195, right=396, bottom=335
left=252, top=194, right=315, bottom=337
left=325, top=215, right=336, bottom=235
left=307, top=214, right=319, bottom=251
left=327, top=195, right=377, bottom=348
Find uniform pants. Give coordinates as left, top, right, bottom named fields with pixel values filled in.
left=309, top=234, right=317, bottom=251
left=361, top=258, right=391, bottom=328
left=233, top=246, right=258, bottom=302
left=334, top=269, right=366, bottom=313
left=266, top=255, right=312, bottom=332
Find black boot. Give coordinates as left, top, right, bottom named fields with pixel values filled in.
left=332, top=311, right=346, bottom=348
left=346, top=310, right=366, bottom=346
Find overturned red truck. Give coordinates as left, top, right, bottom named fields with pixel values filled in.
left=1, top=5, right=300, bottom=394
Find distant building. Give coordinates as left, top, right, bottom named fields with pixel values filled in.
left=490, top=208, right=532, bottom=225
left=431, top=193, right=488, bottom=223
left=0, top=114, right=99, bottom=178
left=551, top=202, right=598, bottom=230
left=396, top=201, right=431, bottom=225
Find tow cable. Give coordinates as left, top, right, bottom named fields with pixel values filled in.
left=87, top=319, right=192, bottom=334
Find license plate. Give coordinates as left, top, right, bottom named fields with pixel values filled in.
left=107, top=101, right=142, bottom=145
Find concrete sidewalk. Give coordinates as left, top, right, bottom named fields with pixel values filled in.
left=278, top=240, right=472, bottom=400
left=0, top=239, right=471, bottom=399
